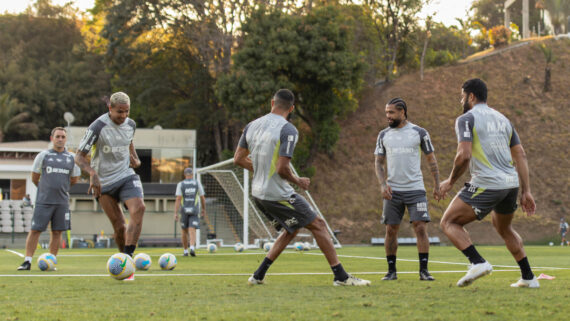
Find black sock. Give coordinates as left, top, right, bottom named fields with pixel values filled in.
left=461, top=245, right=485, bottom=264
left=387, top=255, right=397, bottom=272
left=124, top=245, right=136, bottom=257
left=517, top=257, right=534, bottom=280
left=331, top=263, right=349, bottom=281
left=253, top=257, right=273, bottom=280
left=419, top=253, right=429, bottom=271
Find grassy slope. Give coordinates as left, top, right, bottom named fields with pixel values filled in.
left=310, top=38, right=570, bottom=244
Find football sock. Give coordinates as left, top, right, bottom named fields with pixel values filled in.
left=517, top=257, right=534, bottom=280
left=387, top=255, right=397, bottom=272
left=190, top=245, right=195, bottom=251
left=331, top=263, right=349, bottom=281
left=25, top=256, right=32, bottom=263
left=124, top=245, right=136, bottom=257
left=461, top=245, right=486, bottom=264
left=184, top=249, right=189, bottom=254
left=253, top=257, right=273, bottom=280
left=419, top=253, right=429, bottom=270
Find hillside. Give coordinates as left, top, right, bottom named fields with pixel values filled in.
left=310, top=37, right=570, bottom=245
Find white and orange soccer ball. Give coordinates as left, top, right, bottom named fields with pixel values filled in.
left=106, top=253, right=135, bottom=280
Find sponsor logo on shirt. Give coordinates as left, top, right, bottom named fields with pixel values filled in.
left=102, top=145, right=129, bottom=154
left=45, top=166, right=70, bottom=174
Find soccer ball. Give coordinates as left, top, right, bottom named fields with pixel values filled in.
left=263, top=242, right=273, bottom=252
left=207, top=243, right=218, bottom=253
left=159, top=253, right=177, bottom=270
left=234, top=243, right=245, bottom=252
left=134, top=253, right=152, bottom=271
left=303, top=242, right=311, bottom=251
left=38, top=253, right=57, bottom=271
left=107, top=253, right=135, bottom=280
left=294, top=242, right=305, bottom=251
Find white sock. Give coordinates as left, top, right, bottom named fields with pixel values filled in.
left=183, top=249, right=189, bottom=254
left=25, top=256, right=32, bottom=263
left=190, top=245, right=195, bottom=251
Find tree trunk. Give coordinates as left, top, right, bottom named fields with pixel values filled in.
left=213, top=121, right=223, bottom=161
left=420, top=35, right=429, bottom=80
left=544, top=66, right=551, bottom=92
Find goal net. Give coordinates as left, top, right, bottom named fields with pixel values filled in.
left=195, top=159, right=341, bottom=249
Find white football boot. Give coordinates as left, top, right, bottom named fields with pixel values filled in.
left=248, top=275, right=264, bottom=285
left=333, top=274, right=371, bottom=286
left=510, top=277, right=539, bottom=288
left=456, top=261, right=493, bottom=287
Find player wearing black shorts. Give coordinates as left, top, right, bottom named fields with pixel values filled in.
left=234, top=89, right=370, bottom=286
left=439, top=79, right=538, bottom=288
left=174, top=168, right=206, bottom=257
left=17, top=127, right=81, bottom=270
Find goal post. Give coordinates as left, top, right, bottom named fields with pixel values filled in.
left=195, top=158, right=341, bottom=249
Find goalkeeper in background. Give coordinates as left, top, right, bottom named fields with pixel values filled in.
left=234, top=88, right=370, bottom=286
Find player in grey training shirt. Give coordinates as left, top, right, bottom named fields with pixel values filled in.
left=374, top=98, right=441, bottom=282
left=439, top=78, right=538, bottom=288
left=75, top=92, right=145, bottom=261
left=17, top=127, right=81, bottom=270
left=234, top=89, right=370, bottom=286
left=174, top=167, right=206, bottom=257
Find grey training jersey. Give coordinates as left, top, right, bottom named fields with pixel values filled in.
left=32, top=149, right=81, bottom=205
left=238, top=113, right=298, bottom=201
left=176, top=179, right=205, bottom=213
left=374, top=122, right=434, bottom=191
left=78, top=113, right=136, bottom=187
left=455, top=103, right=520, bottom=190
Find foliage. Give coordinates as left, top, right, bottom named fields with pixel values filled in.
left=489, top=25, right=512, bottom=47
left=542, top=0, right=570, bottom=34
left=471, top=0, right=541, bottom=31
left=217, top=6, right=366, bottom=171
left=0, top=3, right=110, bottom=141
left=0, top=93, right=39, bottom=142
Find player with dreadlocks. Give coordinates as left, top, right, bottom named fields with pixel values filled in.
left=374, top=97, right=441, bottom=281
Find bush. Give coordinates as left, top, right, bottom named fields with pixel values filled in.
left=489, top=25, right=512, bottom=48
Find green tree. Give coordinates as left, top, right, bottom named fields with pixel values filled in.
left=0, top=94, right=39, bottom=142
left=217, top=6, right=365, bottom=171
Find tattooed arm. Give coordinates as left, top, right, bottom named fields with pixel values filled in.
left=375, top=155, right=392, bottom=200
left=425, top=152, right=441, bottom=200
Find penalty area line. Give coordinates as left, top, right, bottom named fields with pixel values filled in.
left=4, top=249, right=24, bottom=258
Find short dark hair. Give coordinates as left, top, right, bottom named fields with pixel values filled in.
left=273, top=89, right=295, bottom=110
left=51, top=127, right=66, bottom=137
left=462, top=78, right=487, bottom=102
left=387, top=97, right=407, bottom=118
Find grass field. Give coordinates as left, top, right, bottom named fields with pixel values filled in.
left=1, top=245, right=569, bottom=321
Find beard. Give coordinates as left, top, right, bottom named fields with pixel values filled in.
left=462, top=100, right=471, bottom=114
left=388, top=118, right=401, bottom=128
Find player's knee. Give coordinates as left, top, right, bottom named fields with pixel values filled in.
left=309, top=217, right=326, bottom=231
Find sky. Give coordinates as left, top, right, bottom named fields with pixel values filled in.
left=0, top=0, right=475, bottom=27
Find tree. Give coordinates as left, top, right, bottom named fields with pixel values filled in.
left=217, top=6, right=366, bottom=172
left=542, top=0, right=570, bottom=34
left=0, top=94, right=39, bottom=142
left=538, top=43, right=553, bottom=92
left=420, top=16, right=432, bottom=80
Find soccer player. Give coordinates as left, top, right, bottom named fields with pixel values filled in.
left=174, top=167, right=207, bottom=257
left=75, top=92, right=145, bottom=262
left=374, top=98, right=441, bottom=281
left=17, top=127, right=81, bottom=270
left=234, top=89, right=370, bottom=286
left=559, top=218, right=568, bottom=246
left=439, top=78, right=538, bottom=288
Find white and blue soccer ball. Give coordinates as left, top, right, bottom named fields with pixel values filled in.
left=134, top=253, right=152, bottom=271
left=294, top=242, right=305, bottom=251
left=38, top=253, right=57, bottom=271
left=234, top=243, right=245, bottom=252
left=207, top=243, right=218, bottom=253
left=303, top=242, right=311, bottom=251
left=263, top=242, right=273, bottom=252
left=159, top=253, right=177, bottom=270
left=107, top=253, right=135, bottom=280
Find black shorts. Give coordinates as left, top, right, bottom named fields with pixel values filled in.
left=101, top=174, right=144, bottom=202
left=382, top=190, right=430, bottom=225
left=31, top=203, right=70, bottom=231
left=253, top=194, right=317, bottom=234
left=458, top=183, right=518, bottom=220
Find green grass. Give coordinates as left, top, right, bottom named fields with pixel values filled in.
left=1, top=245, right=569, bottom=321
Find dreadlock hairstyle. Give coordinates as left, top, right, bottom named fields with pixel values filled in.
left=388, top=97, right=407, bottom=119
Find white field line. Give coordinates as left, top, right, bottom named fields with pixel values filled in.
left=4, top=249, right=24, bottom=257
left=0, top=269, right=530, bottom=278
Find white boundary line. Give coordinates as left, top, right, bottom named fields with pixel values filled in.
left=4, top=249, right=24, bottom=258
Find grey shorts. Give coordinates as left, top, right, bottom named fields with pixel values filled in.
left=382, top=190, right=430, bottom=225
left=180, top=214, right=200, bottom=229
left=101, top=174, right=144, bottom=202
left=253, top=194, right=317, bottom=234
left=458, top=183, right=518, bottom=220
left=31, top=203, right=70, bottom=231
